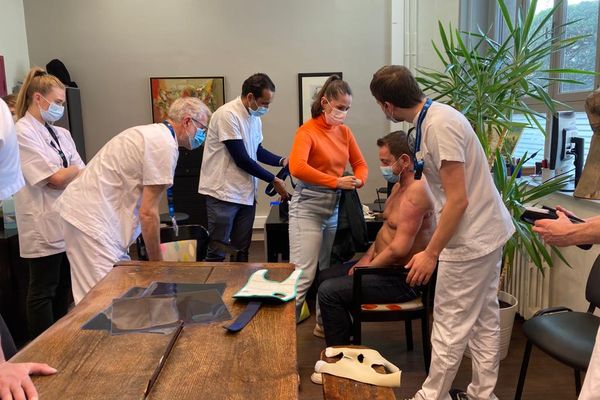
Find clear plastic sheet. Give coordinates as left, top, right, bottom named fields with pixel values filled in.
left=110, top=289, right=230, bottom=335
left=81, top=282, right=229, bottom=335
left=81, top=287, right=146, bottom=331
left=142, top=282, right=225, bottom=297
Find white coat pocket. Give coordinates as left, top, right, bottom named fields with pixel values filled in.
left=39, top=211, right=65, bottom=244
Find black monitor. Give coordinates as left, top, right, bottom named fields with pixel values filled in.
left=549, top=111, right=584, bottom=192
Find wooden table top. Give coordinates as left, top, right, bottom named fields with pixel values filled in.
left=11, top=261, right=298, bottom=400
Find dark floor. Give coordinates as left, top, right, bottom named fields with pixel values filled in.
left=248, top=240, right=581, bottom=400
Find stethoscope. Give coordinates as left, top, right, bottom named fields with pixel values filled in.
left=412, top=98, right=433, bottom=180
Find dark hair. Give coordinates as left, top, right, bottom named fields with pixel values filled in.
left=370, top=65, right=424, bottom=108
left=376, top=130, right=412, bottom=159
left=310, top=75, right=352, bottom=119
left=241, top=73, right=276, bottom=99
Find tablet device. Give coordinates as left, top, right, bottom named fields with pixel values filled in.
left=521, top=206, right=592, bottom=250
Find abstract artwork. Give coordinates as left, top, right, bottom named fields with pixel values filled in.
left=150, top=77, right=225, bottom=122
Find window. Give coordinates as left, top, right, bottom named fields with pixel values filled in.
left=510, top=0, right=600, bottom=166
left=512, top=114, right=546, bottom=167
left=529, top=0, right=554, bottom=87
left=512, top=112, right=593, bottom=165
left=561, top=0, right=599, bottom=93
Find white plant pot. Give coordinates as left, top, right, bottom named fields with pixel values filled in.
left=463, top=290, right=518, bottom=361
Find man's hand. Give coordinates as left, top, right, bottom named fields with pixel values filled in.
left=336, top=176, right=360, bottom=190
left=405, top=250, right=437, bottom=287
left=533, top=211, right=575, bottom=247
left=0, top=361, right=57, bottom=400
left=281, top=157, right=289, bottom=168
left=272, top=177, right=288, bottom=199
left=348, top=257, right=370, bottom=276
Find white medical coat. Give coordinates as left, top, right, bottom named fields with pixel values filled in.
left=417, top=102, right=515, bottom=261
left=14, top=112, right=85, bottom=258
left=0, top=99, right=24, bottom=200
left=54, top=123, right=178, bottom=252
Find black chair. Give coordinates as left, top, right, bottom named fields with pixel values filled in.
left=514, top=254, right=600, bottom=399
left=351, top=266, right=434, bottom=374
left=375, top=187, right=389, bottom=205
left=136, top=224, right=240, bottom=262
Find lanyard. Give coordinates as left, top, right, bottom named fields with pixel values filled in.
left=413, top=98, right=432, bottom=180
left=45, top=124, right=68, bottom=168
left=162, top=121, right=179, bottom=236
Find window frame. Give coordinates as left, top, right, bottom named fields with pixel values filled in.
left=512, top=0, right=600, bottom=160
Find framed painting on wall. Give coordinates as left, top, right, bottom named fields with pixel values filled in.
left=297, top=72, right=342, bottom=126
left=150, top=76, right=225, bottom=122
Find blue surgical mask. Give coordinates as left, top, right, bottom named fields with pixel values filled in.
left=189, top=127, right=206, bottom=150
left=249, top=98, right=269, bottom=117
left=39, top=96, right=64, bottom=123
left=380, top=166, right=399, bottom=183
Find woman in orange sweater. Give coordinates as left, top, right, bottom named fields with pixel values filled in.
left=288, top=75, right=368, bottom=330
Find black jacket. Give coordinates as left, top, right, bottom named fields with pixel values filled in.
left=330, top=188, right=369, bottom=265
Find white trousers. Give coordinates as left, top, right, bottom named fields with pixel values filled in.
left=579, top=326, right=600, bottom=400
left=63, top=221, right=129, bottom=304
left=414, top=247, right=502, bottom=400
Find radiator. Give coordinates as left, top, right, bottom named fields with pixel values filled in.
left=505, top=249, right=551, bottom=319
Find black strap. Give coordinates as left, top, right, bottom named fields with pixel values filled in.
left=45, top=123, right=68, bottom=168
left=265, top=166, right=296, bottom=197
left=223, top=301, right=262, bottom=332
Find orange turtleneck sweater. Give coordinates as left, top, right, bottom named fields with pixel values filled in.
left=289, top=115, right=368, bottom=189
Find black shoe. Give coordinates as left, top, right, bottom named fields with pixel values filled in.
left=449, top=388, right=468, bottom=400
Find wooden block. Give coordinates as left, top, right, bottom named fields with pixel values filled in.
left=320, top=346, right=396, bottom=400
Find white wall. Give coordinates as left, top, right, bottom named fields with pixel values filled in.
left=0, top=0, right=29, bottom=93
left=21, top=0, right=390, bottom=223
left=389, top=0, right=460, bottom=132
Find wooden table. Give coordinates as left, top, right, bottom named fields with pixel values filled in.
left=11, top=261, right=298, bottom=400
left=264, top=205, right=384, bottom=262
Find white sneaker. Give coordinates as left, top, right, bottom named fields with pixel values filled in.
left=310, top=372, right=323, bottom=385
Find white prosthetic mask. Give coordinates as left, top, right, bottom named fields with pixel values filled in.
left=312, top=347, right=401, bottom=387
left=233, top=269, right=302, bottom=302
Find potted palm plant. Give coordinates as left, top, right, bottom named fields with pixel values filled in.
left=416, top=0, right=595, bottom=359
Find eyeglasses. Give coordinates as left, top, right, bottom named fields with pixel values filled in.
left=190, top=117, right=207, bottom=131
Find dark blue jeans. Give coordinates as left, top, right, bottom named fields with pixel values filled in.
left=318, top=262, right=419, bottom=346
left=205, top=195, right=256, bottom=262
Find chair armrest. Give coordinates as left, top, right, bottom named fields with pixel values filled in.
left=533, top=306, right=573, bottom=317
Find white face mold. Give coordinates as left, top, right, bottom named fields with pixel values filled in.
left=313, top=347, right=401, bottom=387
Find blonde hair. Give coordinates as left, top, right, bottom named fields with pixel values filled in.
left=15, top=67, right=65, bottom=119
left=167, top=97, right=212, bottom=122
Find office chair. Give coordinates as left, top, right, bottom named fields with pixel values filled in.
left=351, top=266, right=434, bottom=374
left=136, top=224, right=240, bottom=262
left=514, top=254, right=600, bottom=399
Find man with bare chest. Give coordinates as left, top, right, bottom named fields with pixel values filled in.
left=317, top=131, right=435, bottom=345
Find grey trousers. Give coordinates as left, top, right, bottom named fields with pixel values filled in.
left=288, top=183, right=340, bottom=321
